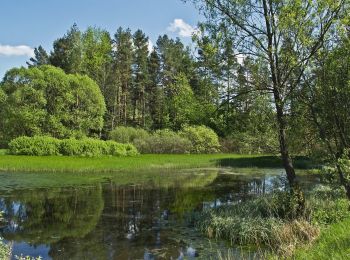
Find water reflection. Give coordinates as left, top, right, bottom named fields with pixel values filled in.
left=0, top=169, right=317, bottom=259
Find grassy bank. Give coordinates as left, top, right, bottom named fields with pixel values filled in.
left=0, top=153, right=315, bottom=173
left=294, top=217, right=350, bottom=259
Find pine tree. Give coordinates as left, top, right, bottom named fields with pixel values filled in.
left=26, top=46, right=50, bottom=67
left=132, top=30, right=149, bottom=127
left=50, top=24, right=82, bottom=74
left=112, top=27, right=133, bottom=126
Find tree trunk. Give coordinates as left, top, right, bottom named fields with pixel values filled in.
left=274, top=95, right=297, bottom=186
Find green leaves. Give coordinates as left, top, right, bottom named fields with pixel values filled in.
left=0, top=66, right=106, bottom=142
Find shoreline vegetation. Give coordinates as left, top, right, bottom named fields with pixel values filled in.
left=0, top=153, right=316, bottom=173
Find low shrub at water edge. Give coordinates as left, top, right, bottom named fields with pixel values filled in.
left=8, top=136, right=61, bottom=156
left=8, top=136, right=138, bottom=157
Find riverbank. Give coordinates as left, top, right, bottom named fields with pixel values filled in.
left=293, top=216, right=350, bottom=259
left=0, top=153, right=316, bottom=173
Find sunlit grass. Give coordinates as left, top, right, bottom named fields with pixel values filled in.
left=0, top=154, right=316, bottom=173
left=293, top=217, right=350, bottom=259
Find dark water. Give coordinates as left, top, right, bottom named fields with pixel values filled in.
left=0, top=169, right=319, bottom=259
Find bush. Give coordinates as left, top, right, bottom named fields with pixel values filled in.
left=106, top=141, right=138, bottom=157
left=134, top=129, right=192, bottom=154
left=180, top=125, right=220, bottom=154
left=108, top=126, right=222, bottom=154
left=8, top=136, right=138, bottom=157
left=9, top=136, right=61, bottom=156
left=109, top=127, right=149, bottom=144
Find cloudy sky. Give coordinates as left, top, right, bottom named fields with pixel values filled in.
left=0, top=0, right=201, bottom=78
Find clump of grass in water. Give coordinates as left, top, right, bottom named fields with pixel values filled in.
left=194, top=186, right=348, bottom=258
left=0, top=212, right=11, bottom=260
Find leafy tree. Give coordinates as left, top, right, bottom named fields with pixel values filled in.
left=0, top=65, right=105, bottom=142
left=81, top=27, right=113, bottom=98
left=306, top=37, right=350, bottom=198
left=189, top=0, right=347, bottom=186
left=166, top=74, right=197, bottom=129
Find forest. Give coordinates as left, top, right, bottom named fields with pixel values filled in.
left=1, top=0, right=350, bottom=259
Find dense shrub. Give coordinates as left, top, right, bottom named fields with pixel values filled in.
left=108, top=126, right=221, bottom=154
left=9, top=136, right=61, bottom=156
left=106, top=141, right=138, bottom=156
left=109, top=127, right=149, bottom=144
left=134, top=129, right=192, bottom=154
left=180, top=125, right=220, bottom=154
left=8, top=136, right=138, bottom=157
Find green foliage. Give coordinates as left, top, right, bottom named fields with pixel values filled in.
left=309, top=185, right=349, bottom=225
left=50, top=24, right=82, bottom=74
left=109, top=126, right=149, bottom=144
left=134, top=129, right=192, bottom=154
left=9, top=136, right=61, bottom=156
left=180, top=125, right=220, bottom=154
left=0, top=237, right=10, bottom=260
left=0, top=65, right=106, bottom=143
left=0, top=154, right=278, bottom=173
left=8, top=136, right=138, bottom=157
left=109, top=126, right=221, bottom=154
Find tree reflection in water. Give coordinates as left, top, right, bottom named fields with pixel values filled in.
left=0, top=169, right=298, bottom=259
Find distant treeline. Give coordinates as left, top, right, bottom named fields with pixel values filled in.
left=0, top=24, right=278, bottom=153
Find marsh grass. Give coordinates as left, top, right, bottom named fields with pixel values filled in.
left=195, top=187, right=348, bottom=258
left=0, top=154, right=315, bottom=173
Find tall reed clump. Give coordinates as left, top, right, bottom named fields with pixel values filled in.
left=194, top=187, right=348, bottom=258
left=8, top=136, right=138, bottom=157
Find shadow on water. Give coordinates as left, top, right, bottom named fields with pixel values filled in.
left=215, top=155, right=317, bottom=169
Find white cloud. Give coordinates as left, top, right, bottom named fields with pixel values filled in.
left=0, top=44, right=34, bottom=57
left=148, top=39, right=154, bottom=53
left=167, top=19, right=197, bottom=38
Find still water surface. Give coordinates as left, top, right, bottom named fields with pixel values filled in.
left=0, top=169, right=318, bottom=259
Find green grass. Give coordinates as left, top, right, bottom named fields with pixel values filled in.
left=293, top=217, right=350, bottom=260
left=0, top=154, right=315, bottom=173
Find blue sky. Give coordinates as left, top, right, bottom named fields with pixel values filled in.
left=0, top=0, right=202, bottom=78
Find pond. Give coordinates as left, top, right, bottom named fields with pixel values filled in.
left=0, top=168, right=319, bottom=259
